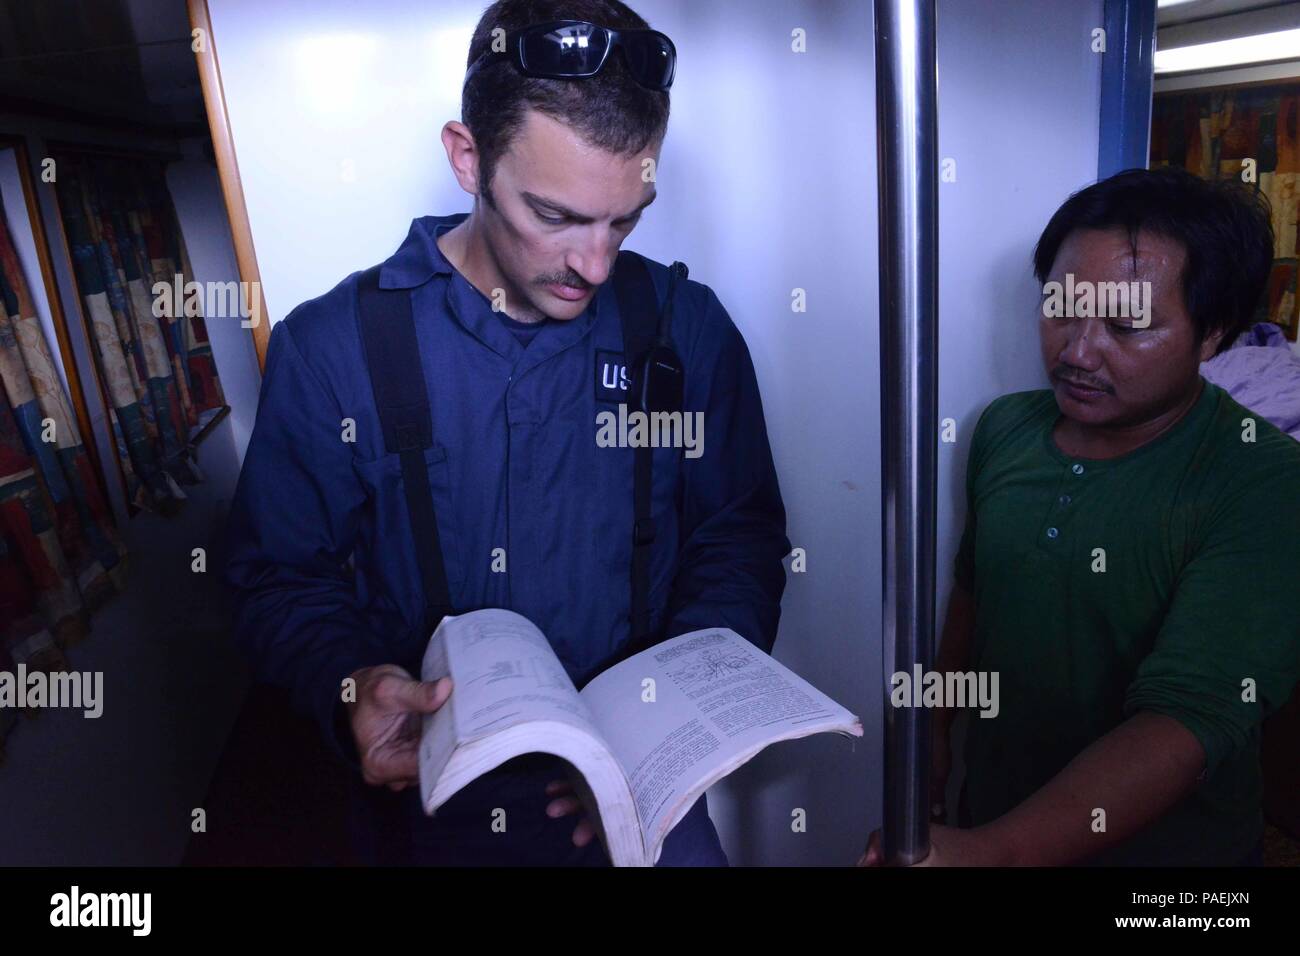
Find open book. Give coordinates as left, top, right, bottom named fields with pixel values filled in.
left=418, top=608, right=863, bottom=866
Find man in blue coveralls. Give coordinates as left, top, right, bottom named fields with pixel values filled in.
left=223, top=0, right=789, bottom=866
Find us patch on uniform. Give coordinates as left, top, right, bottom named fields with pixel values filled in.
left=595, top=350, right=630, bottom=403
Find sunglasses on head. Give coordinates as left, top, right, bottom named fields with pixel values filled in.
left=463, top=19, right=676, bottom=92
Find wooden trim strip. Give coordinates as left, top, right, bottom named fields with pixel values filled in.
left=187, top=0, right=270, bottom=370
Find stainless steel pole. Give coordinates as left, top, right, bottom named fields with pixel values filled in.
left=874, top=0, right=938, bottom=866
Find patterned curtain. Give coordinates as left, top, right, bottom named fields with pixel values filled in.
left=51, top=150, right=226, bottom=516
left=1151, top=84, right=1300, bottom=340
left=1, top=192, right=128, bottom=757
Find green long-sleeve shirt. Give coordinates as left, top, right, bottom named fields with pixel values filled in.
left=955, top=379, right=1300, bottom=865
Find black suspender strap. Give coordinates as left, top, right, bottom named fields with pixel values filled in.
left=355, top=265, right=451, bottom=637
left=612, top=251, right=662, bottom=646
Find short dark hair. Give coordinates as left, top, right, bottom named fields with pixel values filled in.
left=461, top=0, right=671, bottom=207
left=1032, top=166, right=1274, bottom=356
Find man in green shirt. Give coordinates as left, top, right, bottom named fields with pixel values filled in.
left=863, top=166, right=1300, bottom=866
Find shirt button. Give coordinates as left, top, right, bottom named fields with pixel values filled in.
left=1059, top=495, right=1071, bottom=505
left=1071, top=463, right=1085, bottom=475
left=1046, top=527, right=1059, bottom=538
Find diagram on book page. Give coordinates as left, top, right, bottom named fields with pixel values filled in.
left=442, top=612, right=594, bottom=738
left=464, top=655, right=570, bottom=693
left=667, top=646, right=754, bottom=694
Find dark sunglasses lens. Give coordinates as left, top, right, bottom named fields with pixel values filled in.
left=622, top=32, right=674, bottom=88
left=522, top=22, right=609, bottom=75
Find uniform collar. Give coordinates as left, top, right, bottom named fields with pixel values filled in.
left=378, top=212, right=468, bottom=290
left=379, top=212, right=605, bottom=365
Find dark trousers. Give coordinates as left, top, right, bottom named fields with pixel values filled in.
left=348, top=753, right=727, bottom=866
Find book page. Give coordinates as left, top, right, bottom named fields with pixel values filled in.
left=580, top=628, right=861, bottom=857
left=418, top=609, right=647, bottom=863
left=422, top=609, right=599, bottom=743
left=419, top=609, right=603, bottom=805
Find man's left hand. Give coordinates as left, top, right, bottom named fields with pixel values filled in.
left=545, top=779, right=598, bottom=848
left=857, top=824, right=1007, bottom=866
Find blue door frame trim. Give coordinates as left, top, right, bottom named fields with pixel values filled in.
left=1098, top=0, right=1157, bottom=177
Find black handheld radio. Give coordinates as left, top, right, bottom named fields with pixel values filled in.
left=634, top=260, right=688, bottom=414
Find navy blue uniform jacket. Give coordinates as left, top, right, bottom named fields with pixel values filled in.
left=223, top=213, right=790, bottom=764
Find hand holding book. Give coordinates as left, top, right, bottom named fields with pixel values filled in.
left=344, top=664, right=453, bottom=790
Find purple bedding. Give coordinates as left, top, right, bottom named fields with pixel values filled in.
left=1200, top=324, right=1300, bottom=442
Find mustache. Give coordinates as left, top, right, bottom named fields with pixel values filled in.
left=1051, top=366, right=1113, bottom=393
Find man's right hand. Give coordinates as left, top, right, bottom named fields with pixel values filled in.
left=345, top=664, right=453, bottom=791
